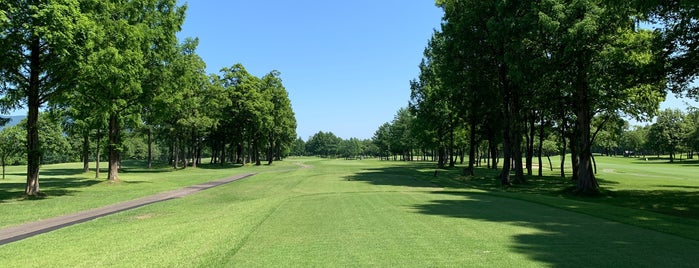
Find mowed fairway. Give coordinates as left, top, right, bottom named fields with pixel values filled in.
left=1, top=158, right=698, bottom=267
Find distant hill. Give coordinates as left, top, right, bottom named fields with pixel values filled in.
left=0, top=115, right=25, bottom=130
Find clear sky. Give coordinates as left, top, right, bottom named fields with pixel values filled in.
left=176, top=1, right=444, bottom=140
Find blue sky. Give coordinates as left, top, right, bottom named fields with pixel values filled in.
left=176, top=1, right=444, bottom=140
left=4, top=1, right=696, bottom=137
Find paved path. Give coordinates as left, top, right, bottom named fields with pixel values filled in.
left=0, top=173, right=255, bottom=246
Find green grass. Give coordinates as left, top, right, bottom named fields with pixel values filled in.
left=0, top=160, right=262, bottom=228
left=0, top=157, right=698, bottom=267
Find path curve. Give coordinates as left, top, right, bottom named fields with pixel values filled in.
left=0, top=173, right=255, bottom=246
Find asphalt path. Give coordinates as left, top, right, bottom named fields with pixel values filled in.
left=0, top=173, right=255, bottom=246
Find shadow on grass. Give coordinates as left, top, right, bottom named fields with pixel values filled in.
left=630, top=158, right=699, bottom=166
left=440, top=167, right=699, bottom=220
left=343, top=161, right=463, bottom=189
left=196, top=163, right=244, bottom=170
left=412, top=191, right=698, bottom=267
left=0, top=177, right=102, bottom=202
left=347, top=160, right=699, bottom=220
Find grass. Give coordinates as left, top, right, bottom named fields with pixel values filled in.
left=0, top=160, right=261, bottom=228
left=0, top=157, right=698, bottom=267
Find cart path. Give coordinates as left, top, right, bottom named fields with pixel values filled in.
left=0, top=173, right=255, bottom=246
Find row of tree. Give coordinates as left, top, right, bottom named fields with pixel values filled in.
left=614, top=109, right=699, bottom=161
left=291, top=131, right=378, bottom=159
left=0, top=1, right=296, bottom=196
left=401, top=0, right=697, bottom=194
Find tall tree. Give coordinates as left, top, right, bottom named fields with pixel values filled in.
left=260, top=70, right=296, bottom=164
left=0, top=0, right=91, bottom=195
left=79, top=0, right=185, bottom=181
left=549, top=1, right=665, bottom=193
left=648, top=109, right=688, bottom=161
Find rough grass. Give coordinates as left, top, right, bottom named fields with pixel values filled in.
left=0, top=157, right=698, bottom=267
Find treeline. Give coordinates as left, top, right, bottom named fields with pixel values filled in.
left=609, top=109, right=699, bottom=161
left=388, top=0, right=697, bottom=194
left=0, top=1, right=296, bottom=196
left=290, top=132, right=379, bottom=159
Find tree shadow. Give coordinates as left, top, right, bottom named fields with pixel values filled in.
left=411, top=191, right=699, bottom=267
left=196, top=163, right=244, bottom=170
left=0, top=177, right=102, bottom=202
left=630, top=159, right=699, bottom=166
left=343, top=162, right=466, bottom=189
left=601, top=189, right=699, bottom=220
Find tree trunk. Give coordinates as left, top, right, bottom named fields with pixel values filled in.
left=500, top=95, right=512, bottom=185
left=573, top=78, right=599, bottom=194
left=537, top=114, right=545, bottom=177
left=95, top=129, right=101, bottom=179
left=511, top=92, right=525, bottom=184
left=107, top=113, right=121, bottom=182
left=267, top=133, right=274, bottom=165
left=467, top=118, right=477, bottom=176
left=169, top=138, right=175, bottom=166
left=448, top=128, right=455, bottom=167
left=560, top=129, right=567, bottom=178
left=254, top=138, right=261, bottom=166
left=147, top=127, right=152, bottom=169
left=25, top=38, right=42, bottom=196
left=173, top=139, right=179, bottom=169
left=82, top=131, right=90, bottom=173
left=526, top=111, right=536, bottom=176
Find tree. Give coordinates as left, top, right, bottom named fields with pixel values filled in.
left=648, top=109, right=688, bottom=162
left=79, top=0, right=185, bottom=181
left=306, top=131, right=341, bottom=158
left=260, top=70, right=296, bottom=164
left=290, top=137, right=306, bottom=156
left=0, top=126, right=25, bottom=179
left=620, top=125, right=649, bottom=157
left=636, top=0, right=699, bottom=97
left=373, top=123, right=392, bottom=160
left=217, top=63, right=266, bottom=165
left=533, top=0, right=666, bottom=193
left=0, top=0, right=91, bottom=195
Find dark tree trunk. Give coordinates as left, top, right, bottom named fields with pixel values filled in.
left=489, top=136, right=498, bottom=169
left=526, top=111, right=536, bottom=176
left=95, top=128, right=101, bottom=179
left=25, top=37, right=42, bottom=196
left=500, top=93, right=512, bottom=185
left=560, top=128, right=567, bottom=178
left=173, top=139, right=179, bottom=169
left=438, top=144, right=447, bottom=169
left=2, top=157, right=6, bottom=180
left=254, top=138, right=261, bottom=166
left=267, top=133, right=274, bottom=165
left=467, top=118, right=477, bottom=176
left=169, top=138, right=175, bottom=166
left=573, top=77, right=599, bottom=194
left=448, top=129, right=455, bottom=167
left=511, top=92, right=525, bottom=184
left=82, top=131, right=90, bottom=173
left=538, top=114, right=545, bottom=177
left=147, top=127, right=152, bottom=169
left=107, top=113, right=121, bottom=182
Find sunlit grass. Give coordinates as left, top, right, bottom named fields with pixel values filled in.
left=0, top=157, right=697, bottom=267
left=0, top=160, right=266, bottom=228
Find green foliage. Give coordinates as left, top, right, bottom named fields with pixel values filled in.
left=290, top=137, right=306, bottom=156
left=648, top=109, right=692, bottom=161
left=0, top=125, right=25, bottom=169
left=305, top=131, right=342, bottom=157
